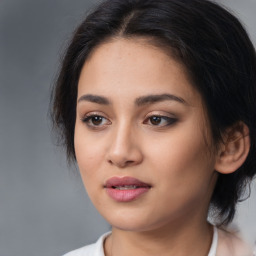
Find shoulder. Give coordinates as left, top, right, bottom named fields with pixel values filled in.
left=63, top=232, right=111, bottom=256
left=217, top=228, right=254, bottom=256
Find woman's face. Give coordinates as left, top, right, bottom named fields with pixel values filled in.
left=75, top=38, right=218, bottom=232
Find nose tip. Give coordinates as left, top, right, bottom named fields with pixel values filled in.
left=107, top=147, right=143, bottom=168
left=106, top=131, right=143, bottom=168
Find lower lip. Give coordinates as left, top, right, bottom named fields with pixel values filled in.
left=105, top=187, right=150, bottom=202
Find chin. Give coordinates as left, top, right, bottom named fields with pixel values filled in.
left=100, top=210, right=149, bottom=231
left=103, top=211, right=166, bottom=233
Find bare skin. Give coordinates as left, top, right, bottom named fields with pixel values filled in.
left=75, top=38, right=220, bottom=256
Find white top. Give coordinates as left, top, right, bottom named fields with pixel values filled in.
left=63, top=226, right=253, bottom=256
left=208, top=226, right=218, bottom=256
left=63, top=232, right=110, bottom=256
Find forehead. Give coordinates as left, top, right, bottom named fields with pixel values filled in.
left=78, top=37, right=202, bottom=108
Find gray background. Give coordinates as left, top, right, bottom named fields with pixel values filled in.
left=0, top=1, right=255, bottom=255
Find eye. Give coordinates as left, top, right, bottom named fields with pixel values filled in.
left=81, top=114, right=111, bottom=128
left=144, top=115, right=177, bottom=127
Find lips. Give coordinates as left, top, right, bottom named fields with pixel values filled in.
left=104, top=176, right=151, bottom=202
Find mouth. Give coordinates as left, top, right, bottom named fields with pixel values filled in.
left=105, top=176, right=151, bottom=189
left=104, top=176, right=151, bottom=202
left=111, top=185, right=142, bottom=190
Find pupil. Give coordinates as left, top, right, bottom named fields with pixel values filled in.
left=92, top=116, right=102, bottom=125
left=151, top=116, right=161, bottom=125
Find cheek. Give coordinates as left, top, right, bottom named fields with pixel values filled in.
left=147, top=122, right=214, bottom=187
left=74, top=125, right=105, bottom=181
left=147, top=130, right=215, bottom=215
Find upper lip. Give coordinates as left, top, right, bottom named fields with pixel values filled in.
left=104, top=176, right=151, bottom=188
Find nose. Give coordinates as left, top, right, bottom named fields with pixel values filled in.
left=106, top=124, right=143, bottom=168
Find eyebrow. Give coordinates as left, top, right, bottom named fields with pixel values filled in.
left=135, top=93, right=186, bottom=106
left=77, top=93, right=186, bottom=106
left=77, top=94, right=110, bottom=105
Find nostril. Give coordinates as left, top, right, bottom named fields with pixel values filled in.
left=108, top=159, right=114, bottom=165
left=107, top=159, right=135, bottom=168
left=126, top=160, right=135, bottom=165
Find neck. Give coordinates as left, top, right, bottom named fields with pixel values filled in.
left=104, top=218, right=213, bottom=256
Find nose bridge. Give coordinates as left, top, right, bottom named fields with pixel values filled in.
left=111, top=120, right=134, bottom=155
left=107, top=119, right=142, bottom=167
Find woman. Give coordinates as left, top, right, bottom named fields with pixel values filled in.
left=51, top=0, right=256, bottom=255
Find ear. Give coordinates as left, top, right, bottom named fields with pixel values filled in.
left=214, top=122, right=250, bottom=174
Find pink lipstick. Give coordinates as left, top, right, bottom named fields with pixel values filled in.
left=104, top=176, right=151, bottom=202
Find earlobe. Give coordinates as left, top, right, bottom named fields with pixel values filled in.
left=214, top=122, right=250, bottom=174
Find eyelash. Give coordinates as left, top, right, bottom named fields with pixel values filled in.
left=143, top=115, right=177, bottom=127
left=81, top=114, right=177, bottom=129
left=81, top=114, right=111, bottom=129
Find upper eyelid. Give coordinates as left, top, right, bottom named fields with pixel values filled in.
left=146, top=115, right=175, bottom=119
left=146, top=113, right=173, bottom=116
left=81, top=111, right=108, bottom=119
left=79, top=112, right=176, bottom=119
left=144, top=111, right=176, bottom=119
